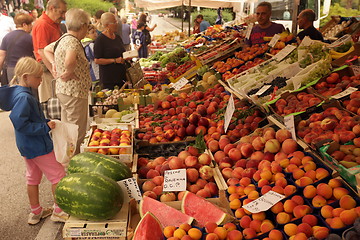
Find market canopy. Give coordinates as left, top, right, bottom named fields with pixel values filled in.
left=134, top=0, right=255, bottom=11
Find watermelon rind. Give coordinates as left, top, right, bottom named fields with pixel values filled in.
left=181, top=191, right=230, bottom=227
left=139, top=196, right=193, bottom=227
left=68, top=152, right=132, bottom=181
left=133, top=211, right=163, bottom=240
left=55, top=173, right=124, bottom=221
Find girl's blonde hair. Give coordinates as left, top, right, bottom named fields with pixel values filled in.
left=10, top=57, right=43, bottom=86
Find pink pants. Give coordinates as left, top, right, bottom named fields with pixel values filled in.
left=24, top=151, right=66, bottom=185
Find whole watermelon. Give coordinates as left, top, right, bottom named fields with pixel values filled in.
left=55, top=173, right=124, bottom=220
left=68, top=152, right=132, bottom=181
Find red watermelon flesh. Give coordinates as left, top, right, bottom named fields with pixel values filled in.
left=133, top=212, right=163, bottom=240
left=140, top=196, right=193, bottom=227
left=181, top=191, right=229, bottom=227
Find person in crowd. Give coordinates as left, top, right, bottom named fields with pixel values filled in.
left=131, top=15, right=138, bottom=40
left=0, top=13, right=34, bottom=86
left=0, top=57, right=68, bottom=225
left=138, top=13, right=157, bottom=33
left=94, top=9, right=105, bottom=34
left=0, top=11, right=16, bottom=47
left=195, top=15, right=211, bottom=32
left=94, top=12, right=127, bottom=89
left=31, top=9, right=39, bottom=21
left=297, top=9, right=324, bottom=42
left=109, top=7, right=122, bottom=35
left=32, top=0, right=67, bottom=104
left=133, top=22, right=146, bottom=58
left=215, top=7, right=223, bottom=25
left=138, top=13, right=157, bottom=56
left=44, top=8, right=91, bottom=155
left=146, top=12, right=151, bottom=24
left=193, top=18, right=200, bottom=34
left=121, top=17, right=131, bottom=51
left=247, top=1, right=285, bottom=46
left=82, top=24, right=99, bottom=84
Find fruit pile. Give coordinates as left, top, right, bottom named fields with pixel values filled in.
left=329, top=140, right=360, bottom=168
left=222, top=58, right=265, bottom=81
left=342, top=91, right=360, bottom=115
left=314, top=72, right=360, bottom=97
left=87, top=128, right=131, bottom=155
left=234, top=44, right=268, bottom=61
left=163, top=224, right=203, bottom=240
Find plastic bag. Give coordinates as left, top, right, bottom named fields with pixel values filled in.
left=51, top=120, right=78, bottom=167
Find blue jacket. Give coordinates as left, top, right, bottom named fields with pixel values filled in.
left=200, top=20, right=211, bottom=32
left=0, top=85, right=53, bottom=159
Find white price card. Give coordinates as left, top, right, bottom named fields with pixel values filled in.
left=245, top=23, right=254, bottom=40
left=268, top=34, right=280, bottom=48
left=242, top=191, right=285, bottom=213
left=163, top=169, right=187, bottom=192
left=172, top=77, right=189, bottom=91
left=254, top=85, right=271, bottom=96
left=174, top=36, right=180, bottom=41
left=224, top=94, right=235, bottom=133
left=118, top=177, right=142, bottom=201
left=274, top=45, right=296, bottom=62
left=284, top=115, right=297, bottom=141
left=123, top=50, right=138, bottom=59
left=352, top=65, right=360, bottom=76
left=332, top=87, right=358, bottom=99
left=299, top=36, right=313, bottom=47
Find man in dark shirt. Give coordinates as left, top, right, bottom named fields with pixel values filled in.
left=297, top=9, right=324, bottom=42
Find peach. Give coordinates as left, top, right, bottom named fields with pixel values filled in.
left=186, top=168, right=199, bottom=183
left=236, top=186, right=245, bottom=196
left=227, top=185, right=237, bottom=194
left=292, top=232, right=308, bottom=240
left=244, top=185, right=256, bottom=195
left=247, top=190, right=259, bottom=200
left=275, top=177, right=288, bottom=188
left=242, top=228, right=257, bottom=239
left=292, top=168, right=305, bottom=180
left=261, top=185, right=272, bottom=195
left=226, top=230, right=243, bottom=240
left=249, top=219, right=262, bottom=233
left=329, top=217, right=346, bottom=229
left=355, top=206, right=360, bottom=217
left=229, top=199, right=241, bottom=210
left=252, top=136, right=266, bottom=150
left=339, top=195, right=357, bottom=210
left=228, top=193, right=240, bottom=202
left=313, top=226, right=329, bottom=240
left=284, top=185, right=297, bottom=197
left=234, top=208, right=246, bottom=219
left=260, top=220, right=275, bottom=233
left=303, top=185, right=317, bottom=199
left=302, top=214, right=318, bottom=227
left=340, top=209, right=358, bottom=225
left=272, top=185, right=285, bottom=195
left=276, top=212, right=291, bottom=224
left=284, top=223, right=297, bottom=237
left=164, top=226, right=176, bottom=238
left=258, top=179, right=270, bottom=188
left=279, top=158, right=290, bottom=168
left=291, top=195, right=304, bottom=205
left=264, top=139, right=281, bottom=153
left=142, top=180, right=156, bottom=192
left=179, top=223, right=192, bottom=232
left=213, top=227, right=227, bottom=240
left=239, top=177, right=251, bottom=187
left=271, top=202, right=284, bottom=214
left=284, top=200, right=298, bottom=213
left=303, top=161, right=316, bottom=172
left=239, top=215, right=252, bottom=229
left=268, top=229, right=283, bottom=240
left=316, top=183, right=333, bottom=199
left=321, top=205, right=334, bottom=218
left=223, top=222, right=236, bottom=232
left=276, top=129, right=292, bottom=143
left=188, top=228, right=202, bottom=240
left=260, top=170, right=273, bottom=181
left=312, top=195, right=327, bottom=208
left=205, top=222, right=218, bottom=233
left=228, top=148, right=242, bottom=161
left=315, top=168, right=329, bottom=180
left=304, top=170, right=316, bottom=181
left=252, top=212, right=266, bottom=221
left=208, top=140, right=220, bottom=152
left=205, top=233, right=220, bottom=240
left=281, top=139, right=298, bottom=154
left=332, top=208, right=345, bottom=217
left=295, top=176, right=313, bottom=187
left=285, top=164, right=298, bottom=173
left=333, top=187, right=349, bottom=200
left=173, top=228, right=187, bottom=239
left=293, top=205, right=311, bottom=219
left=297, top=223, right=312, bottom=237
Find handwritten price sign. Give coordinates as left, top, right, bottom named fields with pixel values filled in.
left=118, top=177, right=142, bottom=201
left=163, top=169, right=187, bottom=192
left=242, top=191, right=285, bottom=213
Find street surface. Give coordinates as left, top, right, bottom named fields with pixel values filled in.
left=0, top=15, right=183, bottom=240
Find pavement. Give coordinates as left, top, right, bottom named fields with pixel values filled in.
left=151, top=15, right=190, bottom=35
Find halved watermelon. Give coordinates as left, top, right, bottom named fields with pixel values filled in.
left=133, top=212, right=163, bottom=240
left=181, top=191, right=231, bottom=227
left=140, top=196, right=193, bottom=227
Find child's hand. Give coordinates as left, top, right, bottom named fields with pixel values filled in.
left=47, top=121, right=56, bottom=129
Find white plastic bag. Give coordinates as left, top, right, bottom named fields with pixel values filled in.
left=51, top=120, right=78, bottom=167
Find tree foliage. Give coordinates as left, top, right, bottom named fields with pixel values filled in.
left=320, top=3, right=360, bottom=27
left=190, top=8, right=233, bottom=25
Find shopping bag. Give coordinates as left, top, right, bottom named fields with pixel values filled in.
left=125, top=61, right=147, bottom=88
left=51, top=120, right=78, bottom=167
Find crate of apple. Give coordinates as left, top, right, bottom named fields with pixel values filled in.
left=137, top=147, right=224, bottom=201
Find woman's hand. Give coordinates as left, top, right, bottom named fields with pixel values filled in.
left=47, top=121, right=56, bottom=129
left=51, top=62, right=58, bottom=78
left=60, top=70, right=78, bottom=82
left=115, top=57, right=125, bottom=64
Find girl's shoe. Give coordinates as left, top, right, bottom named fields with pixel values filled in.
left=28, top=207, right=53, bottom=225
left=50, top=210, right=69, bottom=223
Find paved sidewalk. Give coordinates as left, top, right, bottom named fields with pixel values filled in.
left=162, top=15, right=191, bottom=33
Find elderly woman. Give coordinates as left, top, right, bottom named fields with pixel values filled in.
left=94, top=12, right=127, bottom=89
left=44, top=8, right=91, bottom=154
left=0, top=13, right=34, bottom=85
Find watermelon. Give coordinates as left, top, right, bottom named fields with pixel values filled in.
left=68, top=152, right=132, bottom=181
left=55, top=173, right=124, bottom=220
left=139, top=196, right=193, bottom=227
left=133, top=212, right=163, bottom=240
left=181, top=191, right=231, bottom=227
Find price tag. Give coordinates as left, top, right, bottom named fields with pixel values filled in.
left=174, top=36, right=180, bottom=41
left=224, top=94, right=235, bottom=133
left=245, top=23, right=254, bottom=40
left=118, top=177, right=142, bottom=201
left=328, top=34, right=351, bottom=48
left=352, top=65, right=360, bottom=76
left=172, top=77, right=189, bottom=91
left=332, top=87, right=358, bottom=99
left=163, top=169, right=187, bottom=192
left=242, top=191, right=285, bottom=213
left=254, top=85, right=271, bottom=96
left=274, top=45, right=296, bottom=62
left=299, top=36, right=313, bottom=47
left=268, top=34, right=280, bottom=48
left=284, top=115, right=296, bottom=140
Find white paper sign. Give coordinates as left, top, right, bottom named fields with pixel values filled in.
left=255, top=85, right=271, bottom=96
left=245, top=23, right=254, bottom=40
left=118, top=177, right=142, bottom=201
left=268, top=34, right=280, bottom=48
left=242, top=191, right=285, bottom=213
left=174, top=36, right=180, bottom=41
left=328, top=34, right=352, bottom=48
left=123, top=50, right=138, bottom=59
left=224, top=94, right=235, bottom=133
left=299, top=36, right=313, bottom=47
left=172, top=77, right=189, bottom=90
left=332, top=87, right=358, bottom=99
left=274, top=45, right=297, bottom=62
left=352, top=66, right=360, bottom=76
left=163, top=169, right=187, bottom=192
left=284, top=115, right=297, bottom=140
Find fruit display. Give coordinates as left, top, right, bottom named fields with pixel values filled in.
left=133, top=212, right=164, bottom=240
left=153, top=30, right=187, bottom=45
left=322, top=19, right=353, bottom=39
left=330, top=42, right=355, bottom=60
left=163, top=224, right=204, bottom=240
left=234, top=44, right=268, bottom=61
left=342, top=91, right=360, bottom=115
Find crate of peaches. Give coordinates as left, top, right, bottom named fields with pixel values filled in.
left=83, top=124, right=133, bottom=163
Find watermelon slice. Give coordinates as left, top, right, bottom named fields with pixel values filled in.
left=140, top=196, right=193, bottom=227
left=133, top=212, right=163, bottom=240
left=181, top=191, right=231, bottom=227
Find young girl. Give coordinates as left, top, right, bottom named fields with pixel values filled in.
left=82, top=24, right=100, bottom=84
left=0, top=57, right=68, bottom=225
